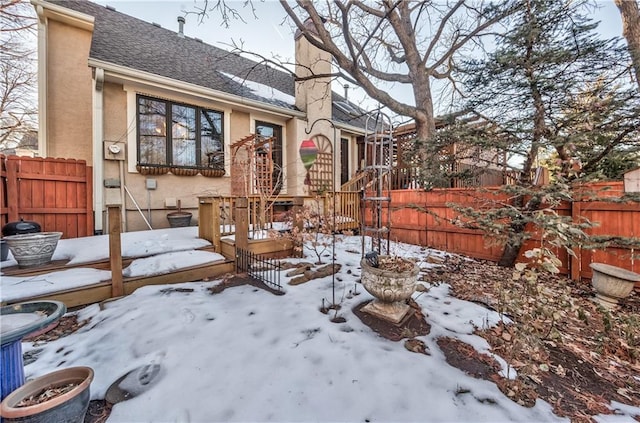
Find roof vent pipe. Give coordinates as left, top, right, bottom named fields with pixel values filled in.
left=343, top=84, right=350, bottom=101
left=177, top=16, right=185, bottom=37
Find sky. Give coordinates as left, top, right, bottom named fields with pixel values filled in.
left=90, top=0, right=627, bottom=117
left=2, top=228, right=640, bottom=421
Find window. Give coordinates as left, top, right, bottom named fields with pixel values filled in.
left=137, top=95, right=224, bottom=173
left=255, top=121, right=283, bottom=193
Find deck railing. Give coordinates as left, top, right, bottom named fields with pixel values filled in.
left=324, top=192, right=361, bottom=232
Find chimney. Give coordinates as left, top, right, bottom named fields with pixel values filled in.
left=294, top=18, right=331, bottom=119
left=177, top=16, right=185, bottom=37
left=344, top=84, right=350, bottom=101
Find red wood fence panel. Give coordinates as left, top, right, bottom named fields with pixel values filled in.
left=384, top=183, right=638, bottom=281
left=0, top=155, right=93, bottom=238
left=0, top=157, right=7, bottom=230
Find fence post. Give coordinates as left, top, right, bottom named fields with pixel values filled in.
left=570, top=200, right=582, bottom=281
left=6, top=157, right=19, bottom=222
left=236, top=197, right=249, bottom=251
left=108, top=205, right=124, bottom=298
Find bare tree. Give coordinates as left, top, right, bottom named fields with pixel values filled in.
left=199, top=1, right=519, bottom=140
left=278, top=1, right=519, bottom=141
left=0, top=0, right=37, bottom=151
left=614, top=0, right=640, bottom=91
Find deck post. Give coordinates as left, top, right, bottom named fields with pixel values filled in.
left=197, top=196, right=221, bottom=251
left=293, top=196, right=304, bottom=257
left=211, top=197, right=221, bottom=252
left=107, top=205, right=124, bottom=297
left=235, top=197, right=249, bottom=251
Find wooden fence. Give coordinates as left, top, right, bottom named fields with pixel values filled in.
left=0, top=155, right=94, bottom=238
left=385, top=183, right=638, bottom=281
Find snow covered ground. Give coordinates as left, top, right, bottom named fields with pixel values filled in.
left=4, top=229, right=639, bottom=421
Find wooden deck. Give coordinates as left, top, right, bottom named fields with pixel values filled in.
left=1, top=201, right=298, bottom=309
left=1, top=245, right=234, bottom=308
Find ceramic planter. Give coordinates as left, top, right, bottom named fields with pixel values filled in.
left=0, top=366, right=93, bottom=423
left=590, top=263, right=640, bottom=309
left=360, top=256, right=420, bottom=324
left=3, top=232, right=62, bottom=268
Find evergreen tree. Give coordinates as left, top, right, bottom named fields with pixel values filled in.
left=428, top=0, right=640, bottom=266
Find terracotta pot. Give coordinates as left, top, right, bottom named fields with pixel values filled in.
left=590, top=263, right=640, bottom=309
left=0, top=366, right=93, bottom=423
left=3, top=232, right=62, bottom=268
left=360, top=256, right=420, bottom=324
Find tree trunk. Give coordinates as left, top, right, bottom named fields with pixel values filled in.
left=615, top=0, right=640, bottom=91
left=498, top=0, right=546, bottom=268
left=497, top=194, right=542, bottom=267
left=409, top=68, right=436, bottom=140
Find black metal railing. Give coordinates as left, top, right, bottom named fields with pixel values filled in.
left=236, top=248, right=282, bottom=292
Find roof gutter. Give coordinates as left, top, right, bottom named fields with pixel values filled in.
left=333, top=121, right=366, bottom=136
left=31, top=0, right=95, bottom=31
left=87, top=58, right=306, bottom=119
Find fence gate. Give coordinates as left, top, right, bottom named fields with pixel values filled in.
left=1, top=155, right=94, bottom=237
left=236, top=248, right=282, bottom=292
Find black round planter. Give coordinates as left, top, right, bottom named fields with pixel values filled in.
left=167, top=212, right=192, bottom=228
left=2, top=219, right=41, bottom=237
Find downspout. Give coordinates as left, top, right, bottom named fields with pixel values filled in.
left=35, top=4, right=47, bottom=157
left=93, top=67, right=105, bottom=234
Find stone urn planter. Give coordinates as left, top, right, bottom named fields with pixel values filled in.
left=590, top=263, right=640, bottom=309
left=0, top=366, right=93, bottom=423
left=360, top=255, right=420, bottom=324
left=3, top=232, right=63, bottom=268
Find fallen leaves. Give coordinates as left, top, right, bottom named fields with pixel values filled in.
left=423, top=255, right=640, bottom=420
left=16, top=383, right=78, bottom=407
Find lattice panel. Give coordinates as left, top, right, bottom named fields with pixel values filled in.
left=308, top=135, right=333, bottom=194
left=254, top=152, right=273, bottom=195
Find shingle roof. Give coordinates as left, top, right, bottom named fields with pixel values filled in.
left=49, top=0, right=367, bottom=129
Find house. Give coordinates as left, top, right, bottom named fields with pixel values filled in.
left=624, top=167, right=640, bottom=192
left=31, top=0, right=369, bottom=233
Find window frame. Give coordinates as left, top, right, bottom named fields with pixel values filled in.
left=136, top=94, right=225, bottom=173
